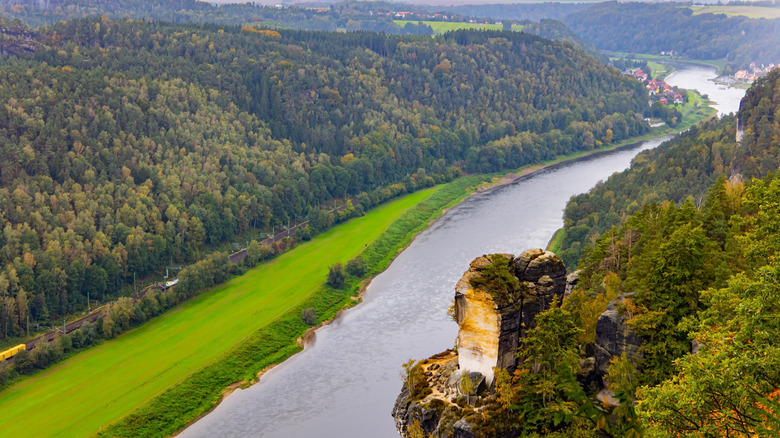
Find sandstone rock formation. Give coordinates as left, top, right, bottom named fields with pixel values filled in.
left=594, top=293, right=642, bottom=377
left=454, top=250, right=566, bottom=385
left=394, top=249, right=568, bottom=438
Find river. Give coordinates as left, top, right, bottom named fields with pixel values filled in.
left=180, top=65, right=744, bottom=438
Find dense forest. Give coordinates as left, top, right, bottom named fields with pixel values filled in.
left=433, top=66, right=780, bottom=438
left=0, top=17, right=650, bottom=341
left=556, top=67, right=780, bottom=268
left=0, top=0, right=452, bottom=33
left=520, top=19, right=607, bottom=63
left=562, top=2, right=780, bottom=70
left=567, top=71, right=780, bottom=433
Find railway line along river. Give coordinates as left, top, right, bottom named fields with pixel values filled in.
left=180, top=65, right=744, bottom=438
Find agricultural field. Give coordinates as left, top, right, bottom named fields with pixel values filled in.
left=647, top=60, right=673, bottom=80
left=0, top=188, right=436, bottom=438
left=689, top=5, right=780, bottom=19
left=394, top=20, right=523, bottom=34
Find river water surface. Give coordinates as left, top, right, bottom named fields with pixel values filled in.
left=181, top=65, right=743, bottom=438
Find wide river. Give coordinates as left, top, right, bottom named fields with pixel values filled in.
left=181, top=65, right=743, bottom=438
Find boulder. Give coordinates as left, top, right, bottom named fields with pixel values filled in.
left=452, top=419, right=477, bottom=438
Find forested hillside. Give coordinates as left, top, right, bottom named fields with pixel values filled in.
left=555, top=116, right=737, bottom=267
left=520, top=18, right=607, bottom=63
left=440, top=2, right=588, bottom=22
left=563, top=2, right=780, bottom=70
left=556, top=68, right=780, bottom=268
left=566, top=71, right=780, bottom=433
left=0, top=0, right=443, bottom=33
left=0, top=18, right=649, bottom=341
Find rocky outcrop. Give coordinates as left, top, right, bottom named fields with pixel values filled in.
left=564, top=270, right=580, bottom=298
left=454, top=254, right=519, bottom=385
left=513, top=249, right=567, bottom=337
left=0, top=26, right=39, bottom=56
left=454, top=251, right=567, bottom=386
left=594, top=293, right=642, bottom=377
left=394, top=250, right=568, bottom=438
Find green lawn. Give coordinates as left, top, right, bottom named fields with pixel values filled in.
left=0, top=188, right=435, bottom=438
left=394, top=20, right=522, bottom=34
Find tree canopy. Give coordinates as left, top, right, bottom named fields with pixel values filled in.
left=0, top=18, right=650, bottom=340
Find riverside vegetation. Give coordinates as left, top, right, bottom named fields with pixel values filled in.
left=0, top=177, right=476, bottom=437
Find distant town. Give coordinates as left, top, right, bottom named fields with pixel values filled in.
left=623, top=68, right=685, bottom=107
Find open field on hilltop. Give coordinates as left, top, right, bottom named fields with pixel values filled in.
left=394, top=20, right=523, bottom=34
left=690, top=5, right=780, bottom=19
left=0, top=188, right=435, bottom=438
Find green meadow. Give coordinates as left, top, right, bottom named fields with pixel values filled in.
left=0, top=188, right=437, bottom=438
left=394, top=20, right=523, bottom=34
left=690, top=5, right=780, bottom=19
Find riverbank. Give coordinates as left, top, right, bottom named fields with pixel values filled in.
left=0, top=116, right=701, bottom=438
left=99, top=179, right=489, bottom=437
left=104, top=116, right=718, bottom=437
left=0, top=189, right=441, bottom=438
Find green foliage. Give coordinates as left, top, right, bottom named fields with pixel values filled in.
left=326, top=263, right=345, bottom=289
left=468, top=254, right=520, bottom=308
left=563, top=271, right=621, bottom=344
left=476, top=304, right=586, bottom=434
left=344, top=257, right=367, bottom=278
left=639, top=263, right=780, bottom=436
left=0, top=173, right=486, bottom=438
left=301, top=307, right=317, bottom=325
left=557, top=115, right=741, bottom=269
left=563, top=2, right=780, bottom=69
left=459, top=373, right=475, bottom=395
left=402, top=359, right=431, bottom=401
left=563, top=69, right=780, bottom=435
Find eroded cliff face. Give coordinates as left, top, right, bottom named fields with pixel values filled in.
left=454, top=254, right=520, bottom=385
left=394, top=250, right=567, bottom=438
left=453, top=251, right=567, bottom=386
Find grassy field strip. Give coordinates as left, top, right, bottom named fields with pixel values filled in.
left=394, top=20, right=523, bottom=34
left=0, top=188, right=435, bottom=438
left=607, top=51, right=728, bottom=72
left=689, top=5, right=780, bottom=19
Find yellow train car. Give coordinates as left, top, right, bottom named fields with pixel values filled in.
left=0, top=344, right=26, bottom=361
